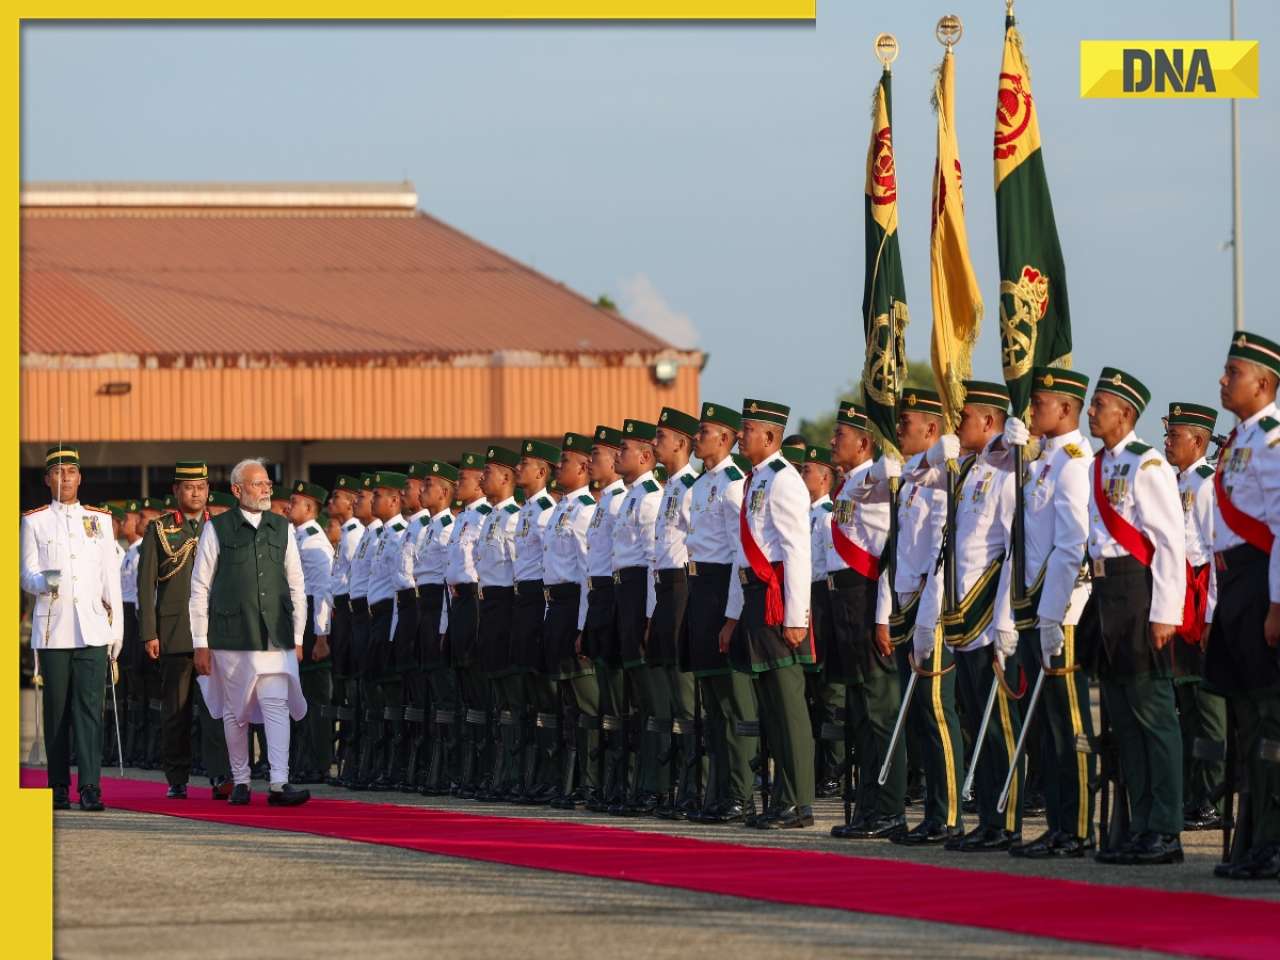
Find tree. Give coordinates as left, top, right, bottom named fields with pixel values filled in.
left=595, top=294, right=617, bottom=311
left=798, top=358, right=933, bottom=446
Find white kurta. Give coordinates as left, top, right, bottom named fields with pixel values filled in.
left=188, top=508, right=308, bottom=726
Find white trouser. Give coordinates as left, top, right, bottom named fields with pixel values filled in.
left=223, top=674, right=292, bottom=786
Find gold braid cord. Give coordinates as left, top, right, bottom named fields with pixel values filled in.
left=153, top=517, right=199, bottom=582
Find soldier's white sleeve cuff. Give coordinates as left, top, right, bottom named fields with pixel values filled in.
left=191, top=636, right=209, bottom=649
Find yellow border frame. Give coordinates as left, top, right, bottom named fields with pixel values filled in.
left=6, top=6, right=814, bottom=955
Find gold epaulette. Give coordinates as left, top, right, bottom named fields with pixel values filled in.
left=1062, top=443, right=1084, bottom=459
left=22, top=505, right=49, bottom=517
left=84, top=504, right=109, bottom=514
left=1140, top=459, right=1162, bottom=471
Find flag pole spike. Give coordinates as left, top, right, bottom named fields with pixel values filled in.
left=874, top=32, right=899, bottom=72
left=936, top=14, right=963, bottom=50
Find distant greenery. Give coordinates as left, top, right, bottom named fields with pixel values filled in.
left=595, top=294, right=618, bottom=311
left=798, top=358, right=933, bottom=446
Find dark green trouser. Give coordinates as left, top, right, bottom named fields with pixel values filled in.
left=641, top=664, right=672, bottom=795
left=702, top=670, right=758, bottom=805
left=627, top=665, right=662, bottom=795
left=495, top=673, right=528, bottom=790
left=565, top=673, right=601, bottom=790
left=755, top=663, right=815, bottom=809
left=910, top=640, right=965, bottom=828
left=525, top=672, right=559, bottom=788
left=1175, top=679, right=1227, bottom=811
left=298, top=669, right=333, bottom=776
left=664, top=667, right=702, bottom=802
left=426, top=666, right=460, bottom=783
left=39, top=646, right=107, bottom=789
left=1232, top=689, right=1280, bottom=852
left=894, top=642, right=927, bottom=797
left=849, top=656, right=906, bottom=818
left=808, top=673, right=845, bottom=784
left=1022, top=626, right=1095, bottom=840
left=1101, top=672, right=1183, bottom=836
left=955, top=646, right=1022, bottom=833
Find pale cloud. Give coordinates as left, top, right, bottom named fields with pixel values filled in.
left=617, top=273, right=699, bottom=349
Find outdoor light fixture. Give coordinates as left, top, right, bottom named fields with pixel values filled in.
left=652, top=359, right=678, bottom=386
left=96, top=381, right=132, bottom=396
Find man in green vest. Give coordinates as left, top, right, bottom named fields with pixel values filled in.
left=138, top=460, right=232, bottom=800
left=189, top=458, right=311, bottom=806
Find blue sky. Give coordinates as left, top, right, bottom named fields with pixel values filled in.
left=21, top=3, right=1279, bottom=434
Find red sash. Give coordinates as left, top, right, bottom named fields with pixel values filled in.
left=739, top=473, right=785, bottom=626
left=1178, top=561, right=1211, bottom=645
left=1092, top=455, right=1155, bottom=567
left=830, top=520, right=880, bottom=581
left=1214, top=430, right=1276, bottom=553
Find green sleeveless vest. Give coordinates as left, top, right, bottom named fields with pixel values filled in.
left=207, top=510, right=295, bottom=652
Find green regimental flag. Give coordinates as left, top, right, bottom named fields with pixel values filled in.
left=994, top=12, right=1072, bottom=416
left=860, top=67, right=909, bottom=459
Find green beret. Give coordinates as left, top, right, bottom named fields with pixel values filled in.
left=424, top=459, right=459, bottom=483
left=333, top=474, right=362, bottom=493
left=962, top=380, right=1011, bottom=411
left=781, top=446, right=805, bottom=467
left=805, top=445, right=834, bottom=468
left=291, top=480, right=328, bottom=505
left=592, top=425, right=623, bottom=449
left=1166, top=402, right=1218, bottom=432
left=899, top=388, right=944, bottom=417
left=405, top=462, right=432, bottom=480
left=486, top=445, right=520, bottom=469
left=360, top=473, right=375, bottom=490
left=731, top=454, right=754, bottom=475
left=742, top=398, right=790, bottom=427
left=835, top=400, right=871, bottom=431
left=174, top=459, right=208, bottom=482
left=562, top=432, right=593, bottom=454
left=104, top=503, right=125, bottom=521
left=45, top=444, right=79, bottom=469
left=207, top=491, right=237, bottom=509
left=123, top=498, right=142, bottom=514
left=371, top=470, right=410, bottom=491
left=658, top=407, right=699, bottom=438
left=622, top=419, right=657, bottom=442
left=269, top=486, right=291, bottom=502
left=459, top=451, right=486, bottom=471
left=1228, top=330, right=1280, bottom=377
left=699, top=401, right=741, bottom=433
left=140, top=497, right=165, bottom=511
left=162, top=495, right=177, bottom=509
left=1095, top=366, right=1151, bottom=415
left=1031, top=366, right=1089, bottom=401
left=521, top=438, right=561, bottom=464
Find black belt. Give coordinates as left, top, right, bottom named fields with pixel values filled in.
left=588, top=576, right=615, bottom=591
left=370, top=599, right=394, bottom=615
left=614, top=565, right=648, bottom=585
left=546, top=582, right=581, bottom=602
left=334, top=593, right=351, bottom=613
left=827, top=567, right=872, bottom=590
left=687, top=560, right=731, bottom=578
left=416, top=583, right=445, bottom=598
left=451, top=582, right=480, bottom=598
left=515, top=579, right=544, bottom=597
left=1088, top=554, right=1147, bottom=579
left=655, top=567, right=687, bottom=585
left=1215, top=543, right=1268, bottom=573
left=395, top=587, right=418, bottom=604
left=350, top=597, right=369, bottom=613
left=737, top=566, right=773, bottom=587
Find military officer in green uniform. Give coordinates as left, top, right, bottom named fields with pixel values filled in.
left=137, top=460, right=232, bottom=800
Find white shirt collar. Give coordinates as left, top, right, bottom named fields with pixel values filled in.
left=1106, top=429, right=1138, bottom=457
left=239, top=507, right=263, bottom=528
left=1241, top=400, right=1277, bottom=431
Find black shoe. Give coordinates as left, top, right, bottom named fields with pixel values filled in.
left=1116, top=832, right=1183, bottom=865
left=765, top=805, right=814, bottom=829
left=548, top=793, right=577, bottom=811
left=893, top=819, right=963, bottom=846
left=833, top=813, right=907, bottom=840
left=1183, top=805, right=1224, bottom=832
left=946, top=824, right=985, bottom=851
left=1095, top=833, right=1139, bottom=865
left=1051, top=833, right=1095, bottom=858
left=1010, top=828, right=1061, bottom=859
left=709, top=800, right=749, bottom=824
left=211, top=776, right=233, bottom=801
left=52, top=785, right=70, bottom=811
left=653, top=802, right=682, bottom=820
left=956, top=826, right=1020, bottom=852
left=1215, top=845, right=1280, bottom=880
left=229, top=783, right=251, bottom=805
left=267, top=784, right=311, bottom=807
left=78, top=785, right=105, bottom=812
left=166, top=783, right=188, bottom=800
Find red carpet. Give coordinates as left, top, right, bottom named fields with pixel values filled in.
left=24, top=770, right=1279, bottom=959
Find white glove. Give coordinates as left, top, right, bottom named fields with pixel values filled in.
left=869, top=455, right=902, bottom=484
left=994, top=629, right=1019, bottom=669
left=1039, top=620, right=1065, bottom=661
left=108, top=637, right=123, bottom=661
left=926, top=434, right=961, bottom=468
left=912, top=622, right=936, bottom=662
left=1003, top=416, right=1029, bottom=447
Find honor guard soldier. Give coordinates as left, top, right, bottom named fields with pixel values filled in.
left=20, top=445, right=123, bottom=811
left=582, top=426, right=628, bottom=811
left=119, top=498, right=145, bottom=765
left=288, top=481, right=334, bottom=784
left=685, top=404, right=757, bottom=824
left=474, top=446, right=522, bottom=798
left=132, top=496, right=166, bottom=768
left=825, top=402, right=899, bottom=839
left=412, top=461, right=460, bottom=794
left=1164, top=402, right=1228, bottom=832
left=342, top=473, right=383, bottom=788
left=1204, top=331, right=1280, bottom=880
left=137, top=460, right=232, bottom=801
left=542, top=433, right=601, bottom=808
left=990, top=368, right=1097, bottom=859
left=800, top=445, right=840, bottom=798
left=325, top=474, right=364, bottom=785
left=721, top=399, right=814, bottom=829
left=911, top=382, right=1022, bottom=851
left=445, top=452, right=490, bottom=797
left=650, top=407, right=702, bottom=818
left=610, top=419, right=665, bottom=814
left=387, top=464, right=433, bottom=790
left=1084, top=368, right=1187, bottom=865
left=363, top=471, right=411, bottom=790
left=206, top=490, right=237, bottom=516
left=510, top=438, right=562, bottom=802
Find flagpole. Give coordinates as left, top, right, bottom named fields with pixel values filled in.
left=1005, top=0, right=1028, bottom=609
left=1230, top=0, right=1243, bottom=332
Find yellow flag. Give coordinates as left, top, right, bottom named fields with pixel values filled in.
left=929, top=48, right=983, bottom=432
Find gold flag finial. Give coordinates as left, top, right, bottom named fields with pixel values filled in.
left=874, top=33, right=899, bottom=70
left=936, top=15, right=962, bottom=49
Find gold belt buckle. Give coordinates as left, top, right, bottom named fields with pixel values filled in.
left=1092, top=557, right=1106, bottom=578
left=477, top=585, right=485, bottom=600
left=613, top=571, right=621, bottom=585
left=543, top=587, right=551, bottom=604
left=688, top=560, right=698, bottom=577
left=826, top=574, right=836, bottom=591
left=738, top=568, right=749, bottom=586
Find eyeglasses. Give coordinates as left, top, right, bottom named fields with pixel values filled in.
left=241, top=480, right=274, bottom=490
